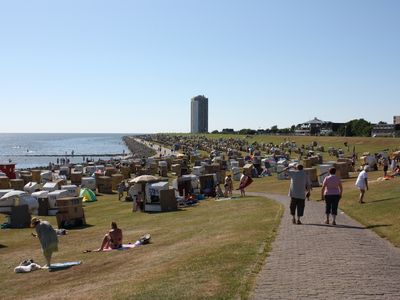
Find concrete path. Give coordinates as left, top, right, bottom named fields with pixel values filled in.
left=249, top=192, right=400, bottom=300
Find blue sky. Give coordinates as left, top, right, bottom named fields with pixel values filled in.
left=0, top=0, right=399, bottom=133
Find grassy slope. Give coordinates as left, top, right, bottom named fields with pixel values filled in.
left=0, top=195, right=281, bottom=300
left=1, top=134, right=399, bottom=299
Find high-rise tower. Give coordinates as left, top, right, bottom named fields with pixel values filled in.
left=191, top=95, right=208, bottom=133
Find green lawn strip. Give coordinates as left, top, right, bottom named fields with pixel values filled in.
left=339, top=178, right=400, bottom=247
left=0, top=195, right=281, bottom=300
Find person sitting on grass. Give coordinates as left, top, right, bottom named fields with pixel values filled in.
left=96, top=222, right=123, bottom=251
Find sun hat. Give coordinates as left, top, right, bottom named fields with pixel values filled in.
left=30, top=217, right=41, bottom=227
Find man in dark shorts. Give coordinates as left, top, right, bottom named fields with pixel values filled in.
left=286, top=164, right=311, bottom=224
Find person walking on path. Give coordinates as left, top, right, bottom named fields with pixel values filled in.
left=31, top=217, right=58, bottom=268
left=286, top=164, right=311, bottom=224
left=321, top=167, right=343, bottom=225
left=355, top=165, right=369, bottom=204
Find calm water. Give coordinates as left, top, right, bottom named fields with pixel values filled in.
left=0, top=133, right=132, bottom=169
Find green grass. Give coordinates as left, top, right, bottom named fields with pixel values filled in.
left=2, top=134, right=399, bottom=299
left=339, top=176, right=400, bottom=247
left=0, top=195, right=282, bottom=300
left=169, top=133, right=400, bottom=162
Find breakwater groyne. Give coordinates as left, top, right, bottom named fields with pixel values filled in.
left=122, top=136, right=157, bottom=158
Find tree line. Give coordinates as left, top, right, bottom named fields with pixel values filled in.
left=212, top=119, right=377, bottom=137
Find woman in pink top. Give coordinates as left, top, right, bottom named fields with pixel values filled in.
left=321, top=167, right=343, bottom=225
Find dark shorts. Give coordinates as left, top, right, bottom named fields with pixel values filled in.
left=384, top=165, right=388, bottom=172
left=110, top=242, right=122, bottom=249
left=290, top=197, right=305, bottom=217
left=324, top=194, right=341, bottom=215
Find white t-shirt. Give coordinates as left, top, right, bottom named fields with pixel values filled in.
left=355, top=170, right=368, bottom=189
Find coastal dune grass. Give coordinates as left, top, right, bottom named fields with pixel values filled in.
left=0, top=195, right=282, bottom=299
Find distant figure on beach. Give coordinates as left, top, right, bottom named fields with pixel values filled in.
left=321, top=167, right=343, bottom=225
left=215, top=184, right=224, bottom=199
left=238, top=171, right=252, bottom=197
left=355, top=165, right=369, bottom=204
left=224, top=174, right=233, bottom=197
left=96, top=222, right=123, bottom=251
left=381, top=156, right=389, bottom=177
left=286, top=164, right=311, bottom=225
left=118, top=181, right=125, bottom=200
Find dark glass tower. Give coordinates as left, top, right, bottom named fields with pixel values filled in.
left=191, top=95, right=208, bottom=133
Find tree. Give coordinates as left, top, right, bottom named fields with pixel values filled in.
left=270, top=125, right=278, bottom=134
left=338, top=119, right=372, bottom=137
left=239, top=129, right=256, bottom=135
left=211, top=130, right=219, bottom=134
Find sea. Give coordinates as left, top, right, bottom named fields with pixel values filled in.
left=0, top=133, right=132, bottom=169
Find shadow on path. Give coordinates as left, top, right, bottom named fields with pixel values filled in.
left=303, top=223, right=392, bottom=230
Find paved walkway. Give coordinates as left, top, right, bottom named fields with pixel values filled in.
left=249, top=192, right=400, bottom=300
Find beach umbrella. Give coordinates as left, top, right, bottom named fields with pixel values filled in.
left=79, top=188, right=97, bottom=202
left=129, top=175, right=159, bottom=184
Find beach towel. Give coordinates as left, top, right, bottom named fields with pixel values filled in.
left=48, top=261, right=82, bottom=271
left=238, top=176, right=253, bottom=190
left=83, top=242, right=140, bottom=253
left=102, top=242, right=140, bottom=251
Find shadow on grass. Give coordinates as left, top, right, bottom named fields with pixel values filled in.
left=366, top=224, right=392, bottom=229
left=64, top=223, right=94, bottom=230
left=369, top=197, right=398, bottom=203
left=304, top=223, right=392, bottom=230
left=146, top=208, right=191, bottom=214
